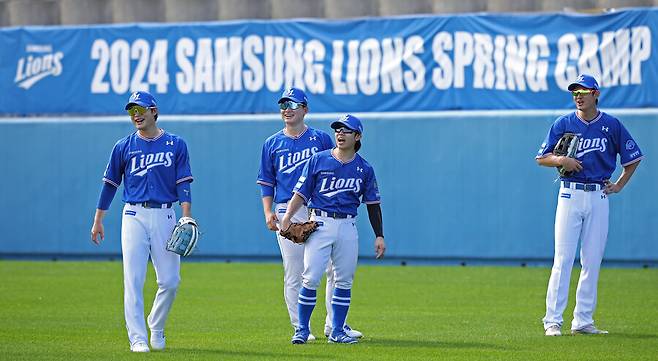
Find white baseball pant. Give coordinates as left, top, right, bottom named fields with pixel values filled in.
left=543, top=183, right=609, bottom=331
left=121, top=203, right=180, bottom=347
left=302, top=214, right=359, bottom=292
left=275, top=203, right=337, bottom=330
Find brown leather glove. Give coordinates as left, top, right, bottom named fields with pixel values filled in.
left=280, top=221, right=319, bottom=244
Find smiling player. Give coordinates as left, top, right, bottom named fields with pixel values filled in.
left=536, top=75, right=642, bottom=336
left=257, top=89, right=363, bottom=341
left=91, top=91, right=194, bottom=352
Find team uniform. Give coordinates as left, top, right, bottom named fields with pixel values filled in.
left=257, top=126, right=335, bottom=331
left=536, top=80, right=643, bottom=334
left=292, top=143, right=381, bottom=343
left=95, top=91, right=193, bottom=352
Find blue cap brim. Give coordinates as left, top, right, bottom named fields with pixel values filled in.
left=331, top=121, right=360, bottom=133
left=125, top=101, right=154, bottom=110
left=278, top=96, right=306, bottom=104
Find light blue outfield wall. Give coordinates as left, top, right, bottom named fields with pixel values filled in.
left=1, top=110, right=656, bottom=261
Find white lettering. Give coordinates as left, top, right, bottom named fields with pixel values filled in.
left=381, top=38, right=404, bottom=93
left=403, top=35, right=425, bottom=92
left=526, top=35, right=549, bottom=91
left=432, top=32, right=453, bottom=90
left=358, top=38, right=381, bottom=96
left=630, top=26, right=651, bottom=84
left=265, top=36, right=285, bottom=91
left=243, top=35, right=264, bottom=92
left=453, top=31, right=474, bottom=88
left=175, top=37, right=195, bottom=94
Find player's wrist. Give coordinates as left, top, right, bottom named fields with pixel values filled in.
left=556, top=155, right=565, bottom=166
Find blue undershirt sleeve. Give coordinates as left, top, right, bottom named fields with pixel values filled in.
left=177, top=181, right=192, bottom=203
left=97, top=182, right=118, bottom=210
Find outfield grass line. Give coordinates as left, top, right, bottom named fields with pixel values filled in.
left=0, top=261, right=656, bottom=361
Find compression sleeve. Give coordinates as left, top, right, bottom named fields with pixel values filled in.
left=177, top=180, right=192, bottom=203
left=366, top=203, right=384, bottom=238
left=97, top=182, right=118, bottom=210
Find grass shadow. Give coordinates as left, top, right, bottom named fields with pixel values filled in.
left=172, top=348, right=333, bottom=359
left=365, top=338, right=514, bottom=351
left=604, top=333, right=658, bottom=340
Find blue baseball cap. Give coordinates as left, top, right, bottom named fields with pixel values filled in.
left=278, top=88, right=308, bottom=104
left=331, top=114, right=363, bottom=134
left=125, top=91, right=157, bottom=110
left=567, top=74, right=599, bottom=91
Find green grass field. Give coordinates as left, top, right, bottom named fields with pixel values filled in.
left=0, top=261, right=656, bottom=360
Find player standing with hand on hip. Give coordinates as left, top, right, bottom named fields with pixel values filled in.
left=280, top=114, right=386, bottom=344
left=90, top=91, right=194, bottom=352
left=257, top=88, right=363, bottom=340
left=536, top=75, right=642, bottom=336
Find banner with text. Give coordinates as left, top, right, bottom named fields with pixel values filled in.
left=0, top=8, right=656, bottom=115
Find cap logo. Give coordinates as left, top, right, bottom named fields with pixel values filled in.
left=286, top=89, right=295, bottom=97
left=132, top=92, right=140, bottom=100
left=576, top=75, right=585, bottom=82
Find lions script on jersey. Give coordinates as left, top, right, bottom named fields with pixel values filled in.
left=258, top=129, right=333, bottom=204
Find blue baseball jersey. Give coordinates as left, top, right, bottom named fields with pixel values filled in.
left=293, top=149, right=380, bottom=216
left=102, top=131, right=193, bottom=203
left=536, top=111, right=643, bottom=183
left=257, top=127, right=333, bottom=204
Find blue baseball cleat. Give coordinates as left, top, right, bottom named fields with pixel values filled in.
left=291, top=328, right=310, bottom=344
left=328, top=331, right=358, bottom=344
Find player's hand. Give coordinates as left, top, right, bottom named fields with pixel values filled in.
left=279, top=215, right=292, bottom=234
left=559, top=156, right=583, bottom=172
left=265, top=211, right=279, bottom=231
left=603, top=180, right=622, bottom=194
left=91, top=222, right=104, bottom=245
left=374, top=237, right=386, bottom=259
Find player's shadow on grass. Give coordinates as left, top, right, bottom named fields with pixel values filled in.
left=367, top=338, right=513, bottom=351
left=607, top=332, right=658, bottom=340
left=174, top=348, right=333, bottom=359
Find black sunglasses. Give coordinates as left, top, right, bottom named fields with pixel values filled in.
left=334, top=128, right=354, bottom=134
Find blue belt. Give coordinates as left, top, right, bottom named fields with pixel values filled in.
left=312, top=209, right=353, bottom=219
left=129, top=201, right=173, bottom=208
left=561, top=181, right=603, bottom=192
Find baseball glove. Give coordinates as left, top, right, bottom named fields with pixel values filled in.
left=166, top=217, right=199, bottom=256
left=280, top=221, right=319, bottom=244
left=553, top=132, right=581, bottom=177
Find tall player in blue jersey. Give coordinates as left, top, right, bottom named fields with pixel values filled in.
left=536, top=75, right=642, bottom=336
left=257, top=88, right=363, bottom=340
left=90, top=91, right=194, bottom=352
left=280, top=114, right=386, bottom=344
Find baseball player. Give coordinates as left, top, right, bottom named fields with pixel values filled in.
left=90, top=91, right=194, bottom=352
left=280, top=114, right=386, bottom=344
left=257, top=88, right=363, bottom=340
left=536, top=74, right=642, bottom=336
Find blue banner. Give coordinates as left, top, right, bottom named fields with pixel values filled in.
left=1, top=8, right=656, bottom=115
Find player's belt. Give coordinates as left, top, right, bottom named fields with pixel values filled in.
left=128, top=201, right=173, bottom=208
left=561, top=181, right=602, bottom=192
left=311, top=209, right=354, bottom=219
